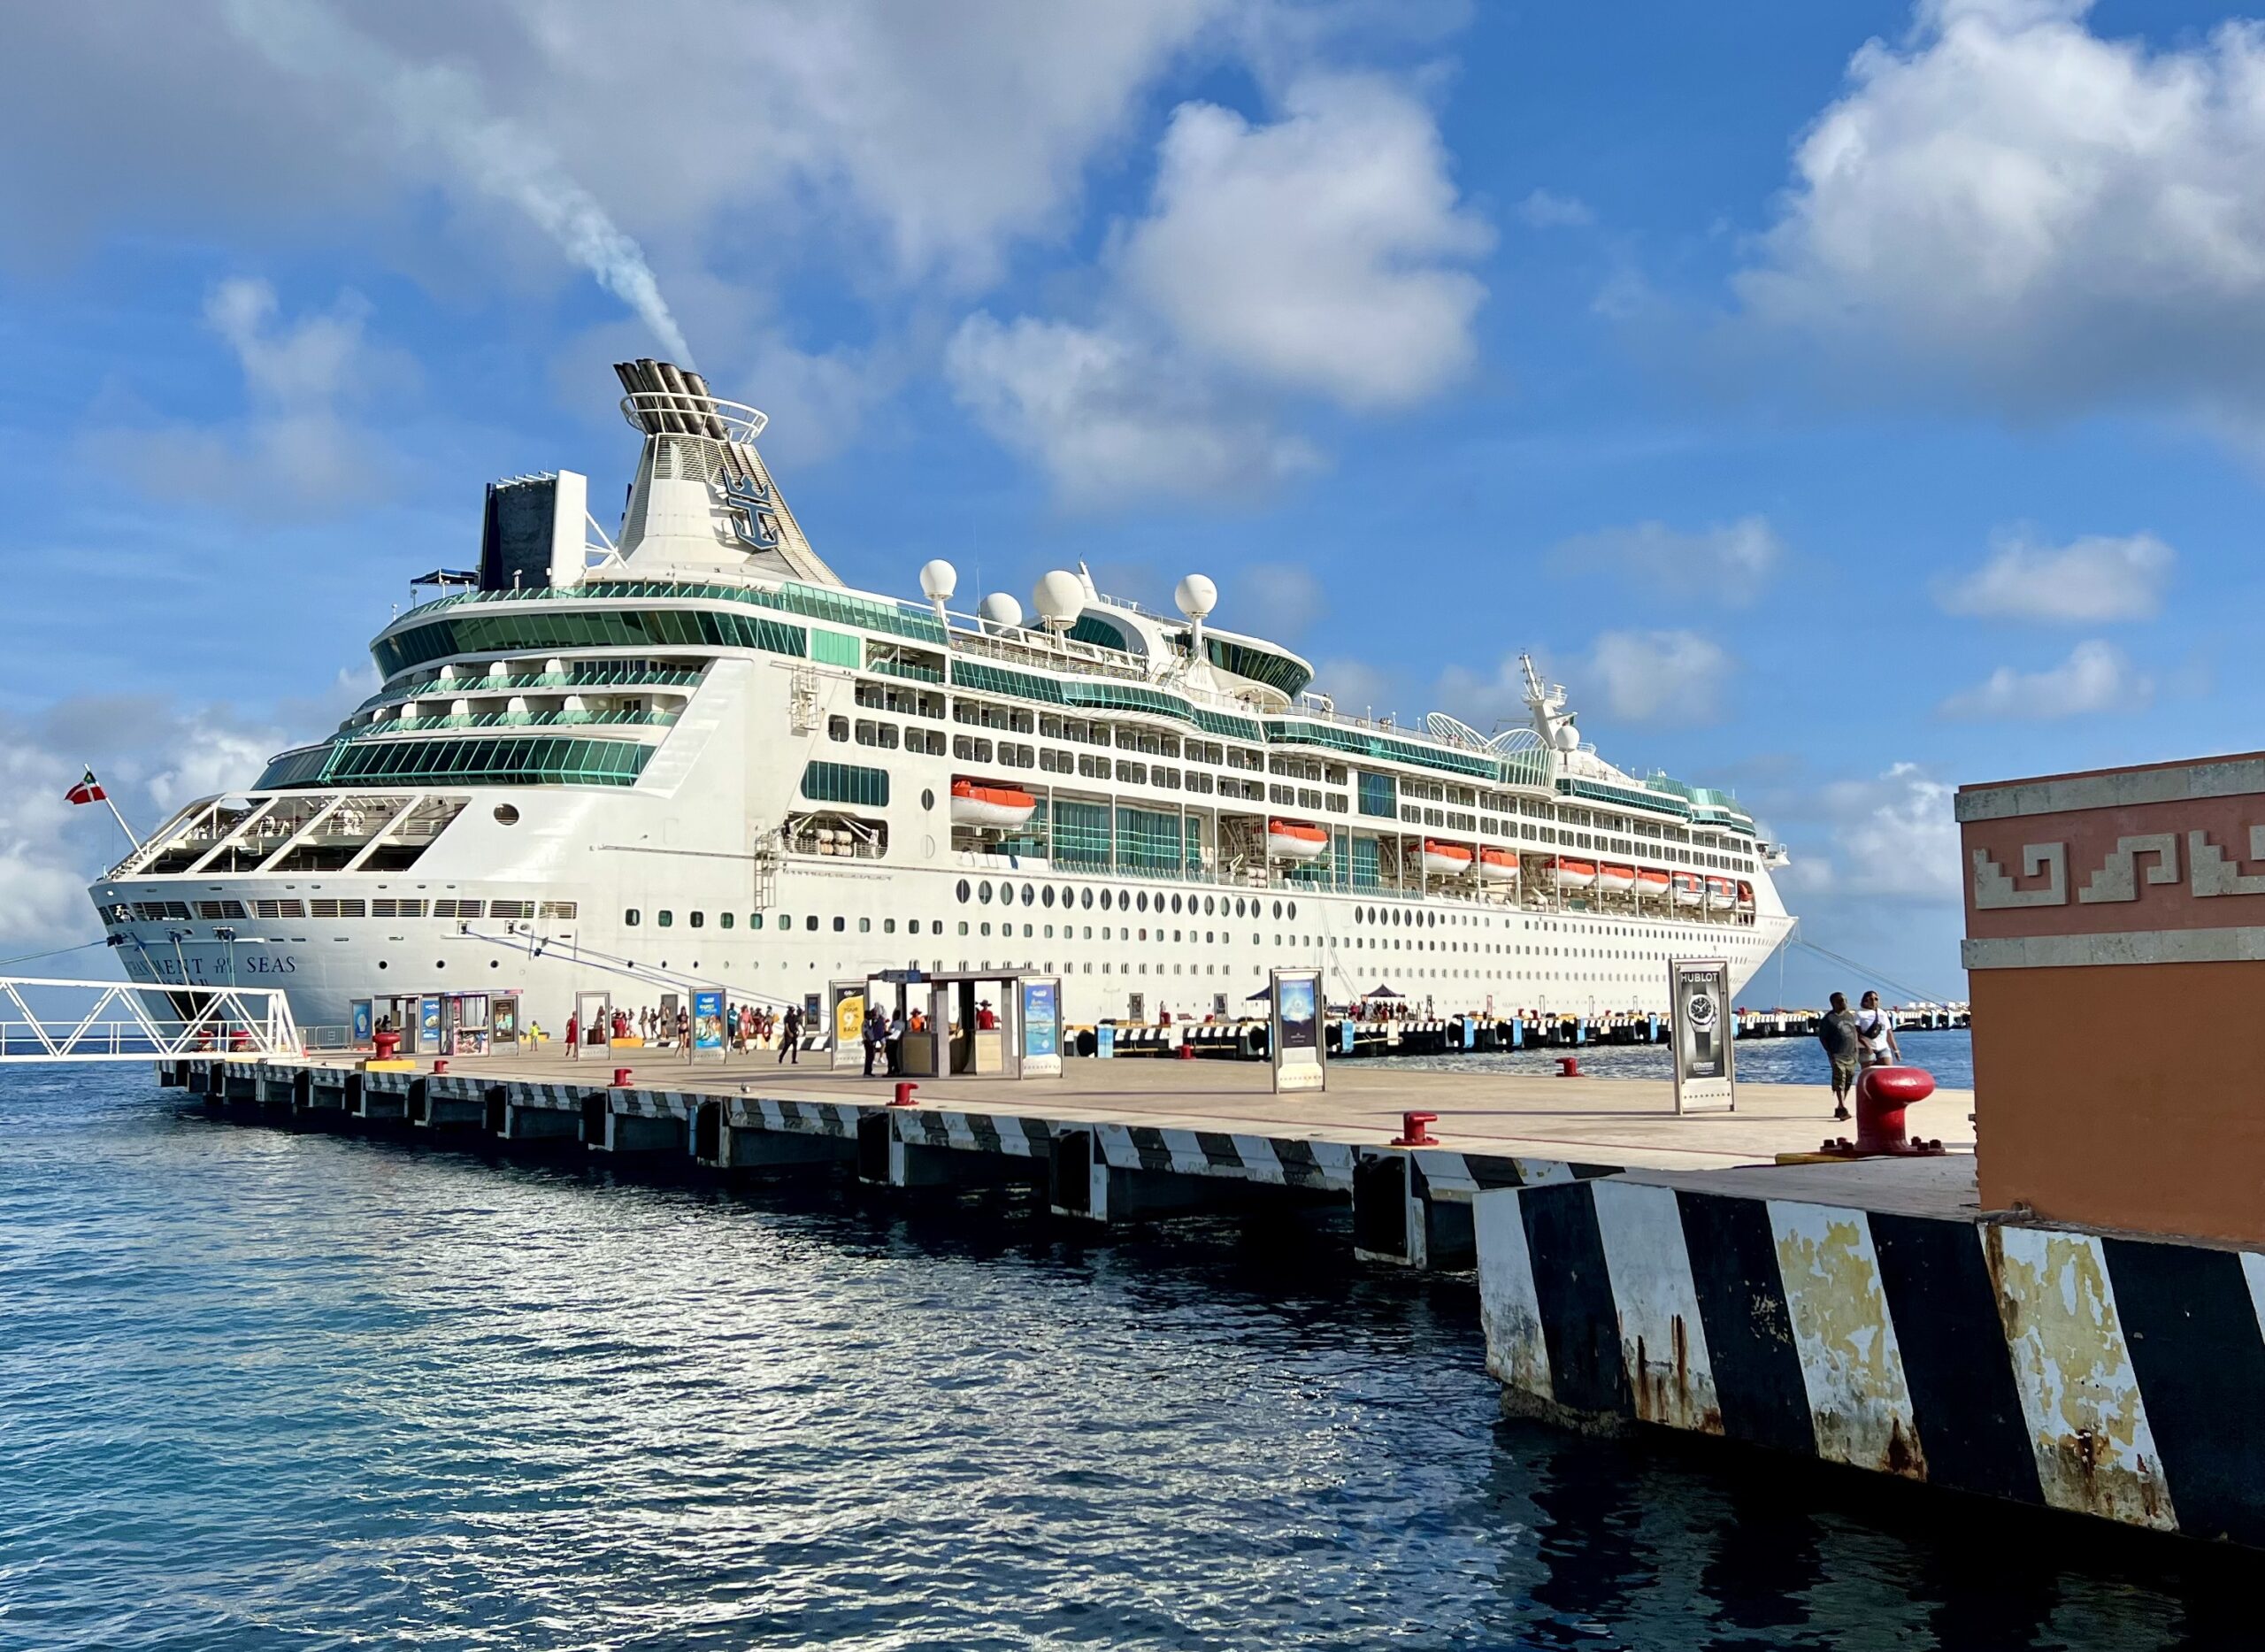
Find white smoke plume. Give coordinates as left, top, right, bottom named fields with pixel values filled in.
left=225, top=0, right=694, bottom=364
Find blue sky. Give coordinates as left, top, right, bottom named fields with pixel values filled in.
left=3, top=0, right=2259, bottom=1003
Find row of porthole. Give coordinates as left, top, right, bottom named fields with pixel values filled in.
left=954, top=880, right=1299, bottom=921
left=626, top=911, right=948, bottom=935
left=373, top=959, right=503, bottom=972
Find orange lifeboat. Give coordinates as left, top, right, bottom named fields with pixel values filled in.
left=1478, top=847, right=1521, bottom=882
left=1421, top=840, right=1475, bottom=877
left=1550, top=858, right=1598, bottom=890
left=1267, top=818, right=1330, bottom=863
left=950, top=779, right=1037, bottom=829
left=1670, top=872, right=1703, bottom=907
left=1736, top=880, right=1755, bottom=908
left=1595, top=863, right=1636, bottom=894
left=1633, top=868, right=1670, bottom=899
left=1706, top=876, right=1735, bottom=911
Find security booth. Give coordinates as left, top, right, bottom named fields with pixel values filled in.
left=895, top=969, right=1036, bottom=1079
left=573, top=989, right=613, bottom=1055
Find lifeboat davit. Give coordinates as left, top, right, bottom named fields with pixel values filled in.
left=1552, top=858, right=1598, bottom=890
left=1706, top=876, right=1735, bottom=911
left=1267, top=818, right=1330, bottom=863
left=1632, top=868, right=1670, bottom=899
left=950, top=779, right=1037, bottom=829
left=1421, top=840, right=1475, bottom=878
left=1595, top=863, right=1636, bottom=894
left=1478, top=847, right=1521, bottom=882
left=1671, top=872, right=1704, bottom=907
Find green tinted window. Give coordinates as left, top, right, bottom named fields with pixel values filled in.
left=801, top=761, right=889, bottom=807
left=255, top=734, right=651, bottom=790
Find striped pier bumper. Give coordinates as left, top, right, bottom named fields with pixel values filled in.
left=1476, top=1172, right=2265, bottom=1546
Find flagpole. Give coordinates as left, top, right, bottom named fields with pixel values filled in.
left=81, top=764, right=140, bottom=849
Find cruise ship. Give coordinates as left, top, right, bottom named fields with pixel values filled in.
left=88, top=361, right=1794, bottom=1037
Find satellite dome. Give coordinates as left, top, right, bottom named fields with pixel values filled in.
left=918, top=559, right=957, bottom=602
left=1554, top=719, right=1581, bottom=751
left=1032, top=570, right=1085, bottom=627
left=977, top=592, right=1025, bottom=630
left=1175, top=573, right=1217, bottom=620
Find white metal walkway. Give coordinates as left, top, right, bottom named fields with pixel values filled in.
left=0, top=976, right=300, bottom=1062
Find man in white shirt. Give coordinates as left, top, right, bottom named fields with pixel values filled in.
left=1855, top=991, right=1900, bottom=1067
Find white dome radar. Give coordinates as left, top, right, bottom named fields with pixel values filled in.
left=1032, top=570, right=1086, bottom=631
left=978, top=592, right=1025, bottom=631
left=1175, top=573, right=1217, bottom=620
left=918, top=559, right=957, bottom=602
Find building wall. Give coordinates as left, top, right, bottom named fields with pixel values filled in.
left=1960, top=750, right=2265, bottom=1244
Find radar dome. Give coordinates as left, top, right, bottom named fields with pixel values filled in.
left=1033, top=570, right=1085, bottom=627
left=977, top=592, right=1025, bottom=630
left=918, top=559, right=957, bottom=602
left=1554, top=719, right=1581, bottom=751
left=1175, top=573, right=1218, bottom=620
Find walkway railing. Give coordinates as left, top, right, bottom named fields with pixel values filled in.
left=0, top=977, right=301, bottom=1062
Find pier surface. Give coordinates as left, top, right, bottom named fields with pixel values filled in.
left=292, top=1047, right=1977, bottom=1176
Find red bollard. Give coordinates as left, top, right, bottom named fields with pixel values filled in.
left=611, top=1066, right=633, bottom=1087
left=1177, top=1040, right=1196, bottom=1060
left=1555, top=1056, right=1582, bottom=1078
left=1821, top=1066, right=1945, bottom=1156
left=432, top=1058, right=449, bottom=1075
left=1393, top=1110, right=1438, bottom=1146
left=891, top=1081, right=919, bottom=1107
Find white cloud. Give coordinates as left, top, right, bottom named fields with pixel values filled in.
left=1516, top=188, right=1593, bottom=228
left=1236, top=563, right=1326, bottom=637
left=954, top=70, right=1488, bottom=503
left=100, top=278, right=405, bottom=511
left=944, top=313, right=1320, bottom=509
left=1937, top=637, right=2147, bottom=718
left=1931, top=529, right=2172, bottom=622
left=1119, top=74, right=1492, bottom=411
left=1432, top=655, right=1533, bottom=733
left=1314, top=657, right=1405, bottom=721
left=1736, top=0, right=2265, bottom=417
left=1585, top=630, right=1734, bottom=724
left=1779, top=762, right=1961, bottom=901
left=1552, top=516, right=1783, bottom=603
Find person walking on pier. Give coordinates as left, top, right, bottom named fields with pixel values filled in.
left=1855, top=991, right=1900, bottom=1069
left=565, top=1010, right=580, bottom=1061
left=779, top=1003, right=803, bottom=1064
left=1819, top=992, right=1861, bottom=1122
left=886, top=1010, right=905, bottom=1076
left=863, top=1004, right=888, bottom=1077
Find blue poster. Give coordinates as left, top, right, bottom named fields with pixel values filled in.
left=694, top=989, right=726, bottom=1053
left=1095, top=1024, right=1115, bottom=1059
left=350, top=1000, right=373, bottom=1043
left=418, top=997, right=441, bottom=1041
left=1022, top=980, right=1058, bottom=1058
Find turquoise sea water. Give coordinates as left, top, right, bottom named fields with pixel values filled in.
left=1398, top=1026, right=1976, bottom=1089
left=0, top=1057, right=2235, bottom=1651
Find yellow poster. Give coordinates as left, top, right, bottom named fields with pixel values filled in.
left=836, top=993, right=865, bottom=1045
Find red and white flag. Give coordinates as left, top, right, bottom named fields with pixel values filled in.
left=65, top=769, right=106, bottom=806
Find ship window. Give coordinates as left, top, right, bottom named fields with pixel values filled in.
left=884, top=918, right=895, bottom=934
left=1001, top=883, right=1016, bottom=907
left=834, top=917, right=847, bottom=933
left=956, top=879, right=971, bottom=903
left=1022, top=883, right=1035, bottom=904
left=1080, top=887, right=1093, bottom=909
left=493, top=804, right=519, bottom=825
left=1099, top=889, right=1112, bottom=911
left=981, top=922, right=992, bottom=936
left=1287, top=902, right=1297, bottom=920
left=749, top=913, right=764, bottom=929
left=720, top=913, right=733, bottom=929
left=658, top=911, right=673, bottom=927
left=689, top=911, right=704, bottom=928
left=805, top=915, right=819, bottom=931
left=1271, top=901, right=1282, bottom=919
left=828, top=717, right=849, bottom=741
left=625, top=909, right=641, bottom=926
left=959, top=921, right=969, bottom=935
left=923, top=789, right=936, bottom=811
left=1041, top=887, right=1055, bottom=908
left=779, top=913, right=792, bottom=928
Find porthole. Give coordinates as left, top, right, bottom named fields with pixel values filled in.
left=1287, top=901, right=1297, bottom=921
left=658, top=911, right=674, bottom=928
left=493, top=804, right=520, bottom=826
left=377, top=960, right=388, bottom=970
left=979, top=881, right=993, bottom=904
left=956, top=879, right=971, bottom=903
left=1022, top=882, right=1035, bottom=904
left=1272, top=901, right=1282, bottom=919
left=625, top=909, right=641, bottom=926
left=690, top=911, right=705, bottom=929
left=1002, top=882, right=1016, bottom=907
left=1171, top=894, right=1183, bottom=915
left=922, top=788, right=936, bottom=810
left=1137, top=892, right=1149, bottom=913
left=805, top=915, right=818, bottom=931
left=1082, top=887, right=1094, bottom=909
left=1042, top=886, right=1056, bottom=908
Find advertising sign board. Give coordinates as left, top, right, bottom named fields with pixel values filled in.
left=1270, top=968, right=1326, bottom=1094
left=1020, top=979, right=1062, bottom=1077
left=693, top=989, right=726, bottom=1061
left=1670, top=958, right=1735, bottom=1114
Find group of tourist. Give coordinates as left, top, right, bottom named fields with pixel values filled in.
left=558, top=1001, right=805, bottom=1058
left=1816, top=990, right=1901, bottom=1121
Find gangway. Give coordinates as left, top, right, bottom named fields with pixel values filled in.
left=0, top=976, right=301, bottom=1062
